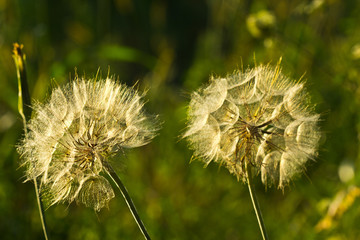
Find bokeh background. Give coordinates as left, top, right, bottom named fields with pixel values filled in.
left=1, top=0, right=360, bottom=239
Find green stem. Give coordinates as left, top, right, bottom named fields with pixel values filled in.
left=34, top=178, right=49, bottom=240
left=246, top=163, right=269, bottom=240
left=105, top=163, right=151, bottom=240
left=13, top=43, right=49, bottom=240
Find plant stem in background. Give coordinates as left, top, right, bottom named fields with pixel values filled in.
left=13, top=43, right=49, bottom=240
left=13, top=43, right=31, bottom=125
left=105, top=163, right=151, bottom=240
left=246, top=163, right=269, bottom=240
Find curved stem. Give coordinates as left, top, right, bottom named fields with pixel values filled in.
left=105, top=164, right=151, bottom=240
left=13, top=43, right=49, bottom=240
left=246, top=164, right=269, bottom=240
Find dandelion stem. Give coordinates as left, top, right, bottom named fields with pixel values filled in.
left=33, top=178, right=49, bottom=240
left=105, top=164, right=151, bottom=240
left=13, top=43, right=49, bottom=240
left=246, top=163, right=269, bottom=240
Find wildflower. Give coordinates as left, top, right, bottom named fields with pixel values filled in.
left=184, top=62, right=321, bottom=189
left=18, top=76, right=159, bottom=211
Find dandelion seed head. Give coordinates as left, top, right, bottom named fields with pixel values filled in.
left=17, top=76, right=159, bottom=210
left=184, top=63, right=321, bottom=189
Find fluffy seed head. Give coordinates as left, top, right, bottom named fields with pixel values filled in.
left=17, top=76, right=159, bottom=211
left=184, top=62, right=321, bottom=189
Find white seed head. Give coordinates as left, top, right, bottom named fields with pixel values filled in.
left=184, top=63, right=321, bottom=189
left=17, top=77, right=159, bottom=211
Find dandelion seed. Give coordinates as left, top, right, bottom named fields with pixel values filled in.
left=184, top=62, right=321, bottom=189
left=17, top=76, right=159, bottom=211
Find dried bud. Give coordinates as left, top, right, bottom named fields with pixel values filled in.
left=184, top=62, right=321, bottom=189
left=18, top=77, right=159, bottom=211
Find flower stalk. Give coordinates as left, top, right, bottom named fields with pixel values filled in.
left=246, top=163, right=269, bottom=240
left=13, top=43, right=49, bottom=240
left=105, top=163, right=151, bottom=240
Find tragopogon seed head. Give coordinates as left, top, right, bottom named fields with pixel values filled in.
left=17, top=76, right=159, bottom=211
left=184, top=62, right=321, bottom=189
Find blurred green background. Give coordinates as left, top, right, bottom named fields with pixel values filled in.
left=1, top=0, right=360, bottom=239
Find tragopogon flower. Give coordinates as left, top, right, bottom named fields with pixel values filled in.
left=17, top=76, right=159, bottom=211
left=184, top=62, right=321, bottom=189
